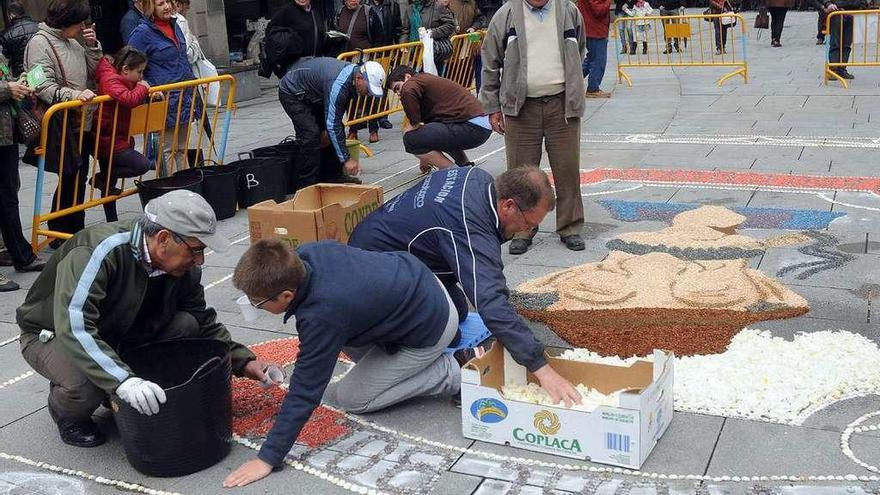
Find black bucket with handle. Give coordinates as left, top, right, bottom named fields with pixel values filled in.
left=111, top=339, right=232, bottom=477
left=250, top=137, right=300, bottom=194
left=174, top=162, right=240, bottom=220
left=232, top=153, right=287, bottom=208
left=135, top=173, right=204, bottom=209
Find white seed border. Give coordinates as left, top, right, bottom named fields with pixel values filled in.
left=841, top=410, right=880, bottom=474
left=0, top=452, right=182, bottom=494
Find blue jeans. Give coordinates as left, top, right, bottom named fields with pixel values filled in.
left=617, top=21, right=633, bottom=50
left=582, top=37, right=608, bottom=92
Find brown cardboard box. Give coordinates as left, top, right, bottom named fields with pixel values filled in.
left=247, top=183, right=383, bottom=248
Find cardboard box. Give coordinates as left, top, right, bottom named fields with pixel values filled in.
left=247, top=183, right=383, bottom=248
left=460, top=343, right=674, bottom=469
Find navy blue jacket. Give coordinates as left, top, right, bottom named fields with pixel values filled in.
left=128, top=18, right=202, bottom=128
left=258, top=241, right=450, bottom=467
left=349, top=167, right=547, bottom=372
left=120, top=1, right=147, bottom=43
left=279, top=57, right=356, bottom=163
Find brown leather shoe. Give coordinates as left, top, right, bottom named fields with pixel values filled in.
left=585, top=90, right=612, bottom=99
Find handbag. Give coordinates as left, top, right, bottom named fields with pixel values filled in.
left=755, top=8, right=770, bottom=29
left=193, top=56, right=220, bottom=107
left=14, top=101, right=40, bottom=144
left=433, top=37, right=453, bottom=61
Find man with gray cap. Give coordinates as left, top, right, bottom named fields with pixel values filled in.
left=17, top=191, right=272, bottom=448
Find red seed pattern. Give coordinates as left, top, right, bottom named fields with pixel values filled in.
left=231, top=338, right=351, bottom=446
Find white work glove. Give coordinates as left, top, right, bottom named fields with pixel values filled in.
left=116, top=377, right=167, bottom=416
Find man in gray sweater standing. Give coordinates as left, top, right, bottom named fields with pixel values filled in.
left=479, top=0, right=588, bottom=255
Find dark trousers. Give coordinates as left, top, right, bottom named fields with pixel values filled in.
left=769, top=7, right=788, bottom=41
left=582, top=37, right=609, bottom=92
left=46, top=136, right=92, bottom=238
left=279, top=90, right=342, bottom=186
left=829, top=13, right=853, bottom=68
left=504, top=93, right=584, bottom=239
left=20, top=311, right=200, bottom=422
left=713, top=20, right=730, bottom=50
left=474, top=53, right=483, bottom=92
left=402, top=121, right=492, bottom=164
left=96, top=148, right=152, bottom=222
left=0, top=144, right=36, bottom=268
left=818, top=9, right=828, bottom=39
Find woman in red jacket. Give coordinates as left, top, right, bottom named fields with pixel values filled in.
left=94, top=46, right=154, bottom=221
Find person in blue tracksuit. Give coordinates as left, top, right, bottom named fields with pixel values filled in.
left=222, top=239, right=461, bottom=487
left=349, top=166, right=584, bottom=406
left=278, top=57, right=386, bottom=186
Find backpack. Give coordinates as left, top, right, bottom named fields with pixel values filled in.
left=258, top=24, right=299, bottom=78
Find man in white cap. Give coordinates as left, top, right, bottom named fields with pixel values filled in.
left=17, top=191, right=273, bottom=448
left=278, top=58, right=386, bottom=186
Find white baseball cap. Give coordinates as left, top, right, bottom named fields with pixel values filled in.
left=360, top=61, right=386, bottom=97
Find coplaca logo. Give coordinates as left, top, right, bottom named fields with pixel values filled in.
left=470, top=398, right=508, bottom=423
left=533, top=410, right=561, bottom=435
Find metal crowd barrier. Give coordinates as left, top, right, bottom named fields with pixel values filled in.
left=337, top=41, right=425, bottom=127
left=337, top=32, right=485, bottom=127
left=613, top=13, right=749, bottom=87
left=824, top=9, right=880, bottom=88
left=30, top=75, right=236, bottom=250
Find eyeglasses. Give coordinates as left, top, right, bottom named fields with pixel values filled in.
left=250, top=290, right=288, bottom=309
left=511, top=199, right=535, bottom=229
left=170, top=231, right=206, bottom=258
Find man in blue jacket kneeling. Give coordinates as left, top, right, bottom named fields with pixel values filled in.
left=222, top=239, right=461, bottom=488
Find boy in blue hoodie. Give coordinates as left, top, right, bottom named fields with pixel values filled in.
left=222, top=239, right=461, bottom=487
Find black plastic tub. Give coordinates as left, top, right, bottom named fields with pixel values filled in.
left=111, top=339, right=232, bottom=477
left=135, top=174, right=204, bottom=209
left=232, top=156, right=287, bottom=208
left=251, top=139, right=300, bottom=194
left=174, top=165, right=240, bottom=220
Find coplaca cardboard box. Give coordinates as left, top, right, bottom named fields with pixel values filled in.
left=247, top=183, right=383, bottom=248
left=461, top=343, right=674, bottom=469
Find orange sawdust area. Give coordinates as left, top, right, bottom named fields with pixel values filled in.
left=518, top=306, right=808, bottom=356
left=231, top=338, right=351, bottom=446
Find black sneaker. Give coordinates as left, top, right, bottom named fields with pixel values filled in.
left=56, top=417, right=106, bottom=448
left=839, top=70, right=855, bottom=80
left=508, top=238, right=532, bottom=255
left=15, top=255, right=47, bottom=273
left=0, top=250, right=12, bottom=267
left=378, top=118, right=393, bottom=130
left=561, top=234, right=585, bottom=251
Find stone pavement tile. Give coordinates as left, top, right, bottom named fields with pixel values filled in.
left=639, top=412, right=724, bottom=475
left=0, top=372, right=47, bottom=429
left=746, top=191, right=833, bottom=210
left=786, top=285, right=868, bottom=323
left=0, top=322, right=20, bottom=343
left=752, top=96, right=810, bottom=112
left=0, top=410, right=173, bottom=489
left=0, top=345, right=32, bottom=381
left=800, top=394, right=880, bottom=436
left=706, top=418, right=880, bottom=477
left=709, top=145, right=804, bottom=161
left=666, top=188, right=754, bottom=207
left=801, top=96, right=857, bottom=112
left=215, top=308, right=290, bottom=336
left=757, top=249, right=879, bottom=290
left=509, top=235, right=608, bottom=269
left=429, top=471, right=484, bottom=495
left=473, top=479, right=572, bottom=494
left=581, top=150, right=648, bottom=169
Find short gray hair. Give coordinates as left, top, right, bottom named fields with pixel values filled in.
left=137, top=214, right=166, bottom=238
left=495, top=167, right=556, bottom=212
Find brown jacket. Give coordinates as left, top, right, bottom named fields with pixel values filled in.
left=448, top=0, right=481, bottom=33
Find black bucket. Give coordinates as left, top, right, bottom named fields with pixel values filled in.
left=251, top=139, right=300, bottom=194
left=135, top=174, right=204, bottom=209
left=111, top=339, right=232, bottom=477
left=174, top=165, right=240, bottom=220
left=232, top=156, right=287, bottom=208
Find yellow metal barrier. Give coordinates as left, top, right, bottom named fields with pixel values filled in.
left=337, top=33, right=485, bottom=127
left=445, top=32, right=484, bottom=90
left=613, top=13, right=749, bottom=87
left=824, top=9, right=880, bottom=88
left=31, top=75, right=237, bottom=250
left=337, top=41, right=425, bottom=127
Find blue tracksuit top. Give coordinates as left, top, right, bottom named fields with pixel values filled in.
left=349, top=166, right=547, bottom=372
left=257, top=241, right=450, bottom=467
left=278, top=57, right=357, bottom=163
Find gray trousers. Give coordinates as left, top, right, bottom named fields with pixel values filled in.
left=504, top=93, right=584, bottom=239
left=335, top=286, right=460, bottom=414
left=20, top=311, right=200, bottom=422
